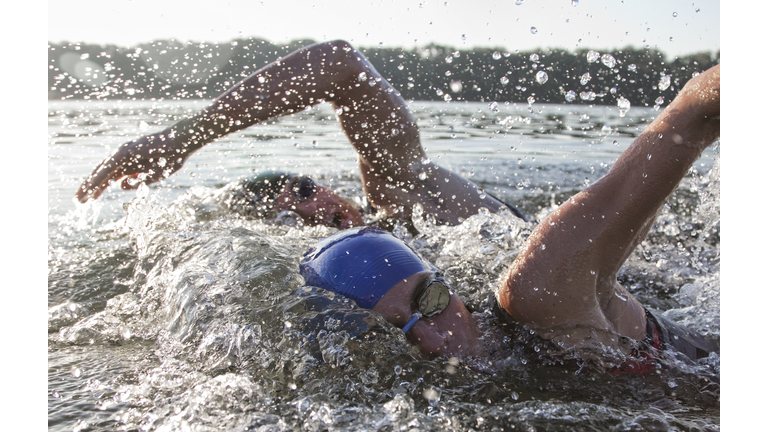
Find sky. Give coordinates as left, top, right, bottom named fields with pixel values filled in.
left=48, top=0, right=720, bottom=57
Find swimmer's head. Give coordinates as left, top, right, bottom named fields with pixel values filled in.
left=228, top=171, right=363, bottom=229
left=300, top=227, right=486, bottom=358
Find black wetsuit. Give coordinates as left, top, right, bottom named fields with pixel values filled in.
left=643, top=308, right=718, bottom=361
left=490, top=295, right=717, bottom=364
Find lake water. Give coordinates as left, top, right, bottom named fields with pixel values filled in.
left=48, top=100, right=720, bottom=431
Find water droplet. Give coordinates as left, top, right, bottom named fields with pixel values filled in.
left=647, top=153, right=652, bottom=160
left=601, top=125, right=611, bottom=134
left=655, top=96, right=665, bottom=105
left=488, top=101, right=500, bottom=113
left=565, top=90, right=576, bottom=102
left=71, top=367, right=82, bottom=378
left=423, top=388, right=440, bottom=404
left=536, top=70, right=548, bottom=84
left=672, top=12, right=678, bottom=17
left=530, top=26, right=538, bottom=34
left=541, top=244, right=546, bottom=250
left=443, top=94, right=452, bottom=102
left=586, top=50, right=600, bottom=63
left=119, top=325, right=132, bottom=340
left=500, top=76, right=509, bottom=85
left=515, top=0, right=524, bottom=5
left=659, top=75, right=671, bottom=91
left=312, top=140, right=318, bottom=147
left=580, top=72, right=591, bottom=85
left=492, top=51, right=502, bottom=60
left=450, top=80, right=463, bottom=93
left=435, top=88, right=444, bottom=96
left=601, top=54, right=616, bottom=68
left=617, top=97, right=631, bottom=117
left=418, top=172, right=427, bottom=180
left=628, top=64, right=637, bottom=72
left=529, top=53, right=539, bottom=63
left=358, top=72, right=367, bottom=81
left=579, top=91, right=596, bottom=101
left=527, top=96, right=535, bottom=105
left=444, top=55, right=453, bottom=64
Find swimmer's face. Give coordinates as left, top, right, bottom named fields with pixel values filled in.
left=373, top=270, right=486, bottom=359
left=275, top=176, right=363, bottom=229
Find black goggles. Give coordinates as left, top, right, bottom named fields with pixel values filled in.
left=401, top=273, right=452, bottom=333
left=289, top=176, right=317, bottom=202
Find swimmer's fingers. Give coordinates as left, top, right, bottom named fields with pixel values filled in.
left=75, top=135, right=188, bottom=202
left=75, top=151, right=128, bottom=203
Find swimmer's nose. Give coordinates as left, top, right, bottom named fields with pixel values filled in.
left=314, top=186, right=363, bottom=228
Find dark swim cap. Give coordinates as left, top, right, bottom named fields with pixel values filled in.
left=227, top=171, right=294, bottom=217
left=300, top=227, right=432, bottom=308
left=241, top=171, right=294, bottom=201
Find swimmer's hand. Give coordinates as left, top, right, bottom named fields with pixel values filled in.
left=75, top=132, right=189, bottom=203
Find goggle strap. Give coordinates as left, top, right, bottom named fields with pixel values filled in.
left=401, top=311, right=422, bottom=334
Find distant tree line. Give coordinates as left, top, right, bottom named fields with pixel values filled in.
left=48, top=38, right=719, bottom=107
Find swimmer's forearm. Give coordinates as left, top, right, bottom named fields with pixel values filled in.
left=158, top=100, right=263, bottom=157
left=160, top=41, right=366, bottom=155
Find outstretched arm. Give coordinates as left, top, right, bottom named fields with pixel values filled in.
left=76, top=41, right=355, bottom=203
left=497, top=65, right=720, bottom=344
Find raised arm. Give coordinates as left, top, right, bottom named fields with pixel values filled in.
left=497, top=65, right=720, bottom=345
left=76, top=40, right=510, bottom=224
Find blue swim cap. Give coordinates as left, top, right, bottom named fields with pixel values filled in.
left=300, top=227, right=432, bottom=308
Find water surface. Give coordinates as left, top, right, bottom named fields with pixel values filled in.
left=48, top=100, right=719, bottom=431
